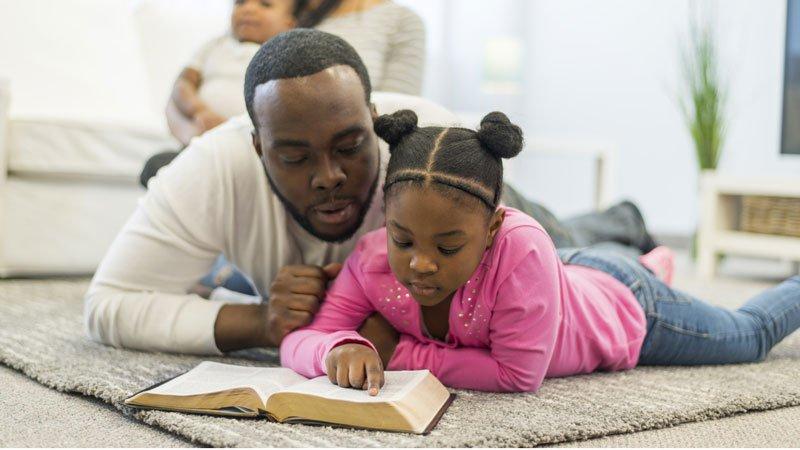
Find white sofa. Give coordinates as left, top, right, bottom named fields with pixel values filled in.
left=0, top=0, right=230, bottom=276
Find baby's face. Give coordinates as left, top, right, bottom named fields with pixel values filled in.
left=232, top=0, right=296, bottom=44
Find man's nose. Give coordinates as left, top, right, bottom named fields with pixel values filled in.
left=311, top=157, right=346, bottom=191
left=409, top=253, right=438, bottom=274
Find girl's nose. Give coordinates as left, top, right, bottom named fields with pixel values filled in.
left=409, top=254, right=437, bottom=274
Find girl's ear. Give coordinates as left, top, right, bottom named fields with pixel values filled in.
left=485, top=209, right=505, bottom=249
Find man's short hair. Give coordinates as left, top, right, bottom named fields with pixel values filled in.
left=244, top=29, right=373, bottom=126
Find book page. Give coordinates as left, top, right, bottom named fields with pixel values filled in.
left=281, top=370, right=430, bottom=403
left=147, top=362, right=309, bottom=404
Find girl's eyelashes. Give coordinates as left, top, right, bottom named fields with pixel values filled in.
left=438, top=246, right=462, bottom=256
left=391, top=237, right=412, bottom=248
left=391, top=236, right=462, bottom=256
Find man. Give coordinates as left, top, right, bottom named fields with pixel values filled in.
left=85, top=29, right=655, bottom=355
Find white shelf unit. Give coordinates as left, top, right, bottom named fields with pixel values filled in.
left=697, top=172, right=800, bottom=278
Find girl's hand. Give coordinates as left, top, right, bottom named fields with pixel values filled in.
left=358, top=313, right=399, bottom=366
left=325, top=343, right=385, bottom=396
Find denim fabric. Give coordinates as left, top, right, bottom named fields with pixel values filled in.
left=500, top=185, right=656, bottom=254
left=559, top=246, right=800, bottom=365
left=199, top=255, right=257, bottom=296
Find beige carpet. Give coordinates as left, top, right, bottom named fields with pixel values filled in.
left=0, top=365, right=193, bottom=448
left=1, top=273, right=799, bottom=447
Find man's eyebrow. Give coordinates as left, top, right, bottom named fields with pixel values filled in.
left=272, top=138, right=310, bottom=148
left=333, top=125, right=367, bottom=140
left=271, top=125, right=365, bottom=148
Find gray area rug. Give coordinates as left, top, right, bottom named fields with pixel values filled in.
left=1, top=279, right=800, bottom=447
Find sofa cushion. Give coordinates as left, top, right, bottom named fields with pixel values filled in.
left=8, top=118, right=175, bottom=180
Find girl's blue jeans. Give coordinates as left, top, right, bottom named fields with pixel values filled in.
left=559, top=247, right=800, bottom=365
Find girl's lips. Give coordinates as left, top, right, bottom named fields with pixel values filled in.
left=313, top=201, right=356, bottom=225
left=409, top=283, right=438, bottom=297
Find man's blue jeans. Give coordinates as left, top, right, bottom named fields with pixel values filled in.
left=200, top=255, right=257, bottom=296
left=560, top=246, right=800, bottom=365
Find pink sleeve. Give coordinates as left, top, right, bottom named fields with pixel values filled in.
left=387, top=246, right=561, bottom=392
left=279, top=250, right=377, bottom=378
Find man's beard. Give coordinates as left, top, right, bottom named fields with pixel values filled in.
left=265, top=169, right=380, bottom=244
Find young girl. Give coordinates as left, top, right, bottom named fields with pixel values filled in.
left=280, top=110, right=800, bottom=394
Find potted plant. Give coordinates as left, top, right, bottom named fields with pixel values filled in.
left=679, top=14, right=726, bottom=259
left=680, top=16, right=726, bottom=173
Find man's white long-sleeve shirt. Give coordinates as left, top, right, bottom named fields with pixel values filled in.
left=84, top=93, right=459, bottom=355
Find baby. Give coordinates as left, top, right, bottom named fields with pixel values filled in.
left=166, top=0, right=297, bottom=145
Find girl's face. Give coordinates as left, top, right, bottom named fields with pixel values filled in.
left=385, top=185, right=504, bottom=307
left=232, top=0, right=296, bottom=44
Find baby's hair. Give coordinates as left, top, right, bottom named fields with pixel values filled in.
left=375, top=110, right=524, bottom=212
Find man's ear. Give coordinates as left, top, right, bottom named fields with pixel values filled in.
left=369, top=103, right=378, bottom=122
left=485, top=208, right=506, bottom=249
left=251, top=130, right=263, bottom=158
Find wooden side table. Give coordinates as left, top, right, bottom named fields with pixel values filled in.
left=697, top=172, right=800, bottom=278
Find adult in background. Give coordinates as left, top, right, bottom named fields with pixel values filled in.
left=296, top=0, right=425, bottom=95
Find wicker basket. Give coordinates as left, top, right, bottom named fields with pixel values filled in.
left=741, top=195, right=800, bottom=237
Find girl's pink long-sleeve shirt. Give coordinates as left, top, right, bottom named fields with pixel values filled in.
left=280, top=208, right=646, bottom=392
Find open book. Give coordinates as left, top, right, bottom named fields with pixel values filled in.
left=124, top=361, right=454, bottom=434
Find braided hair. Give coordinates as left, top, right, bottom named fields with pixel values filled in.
left=375, top=110, right=524, bottom=213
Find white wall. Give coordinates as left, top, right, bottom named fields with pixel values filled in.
left=0, top=0, right=230, bottom=131
left=0, top=0, right=154, bottom=126
left=400, top=0, right=798, bottom=235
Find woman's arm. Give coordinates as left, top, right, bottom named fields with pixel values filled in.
left=387, top=246, right=562, bottom=392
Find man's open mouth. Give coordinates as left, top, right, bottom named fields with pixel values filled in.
left=312, top=200, right=356, bottom=225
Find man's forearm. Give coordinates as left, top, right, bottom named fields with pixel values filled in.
left=214, top=303, right=271, bottom=352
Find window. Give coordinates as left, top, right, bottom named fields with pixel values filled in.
left=781, top=0, right=800, bottom=155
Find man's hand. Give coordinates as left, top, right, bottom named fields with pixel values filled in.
left=325, top=343, right=384, bottom=396
left=265, top=263, right=342, bottom=346
left=358, top=313, right=399, bottom=367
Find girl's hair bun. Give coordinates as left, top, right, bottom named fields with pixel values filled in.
left=374, top=109, right=418, bottom=147
left=477, top=111, right=524, bottom=159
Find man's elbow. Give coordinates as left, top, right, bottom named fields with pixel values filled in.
left=83, top=290, right=119, bottom=347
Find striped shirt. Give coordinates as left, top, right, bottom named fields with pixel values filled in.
left=316, top=1, right=425, bottom=95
